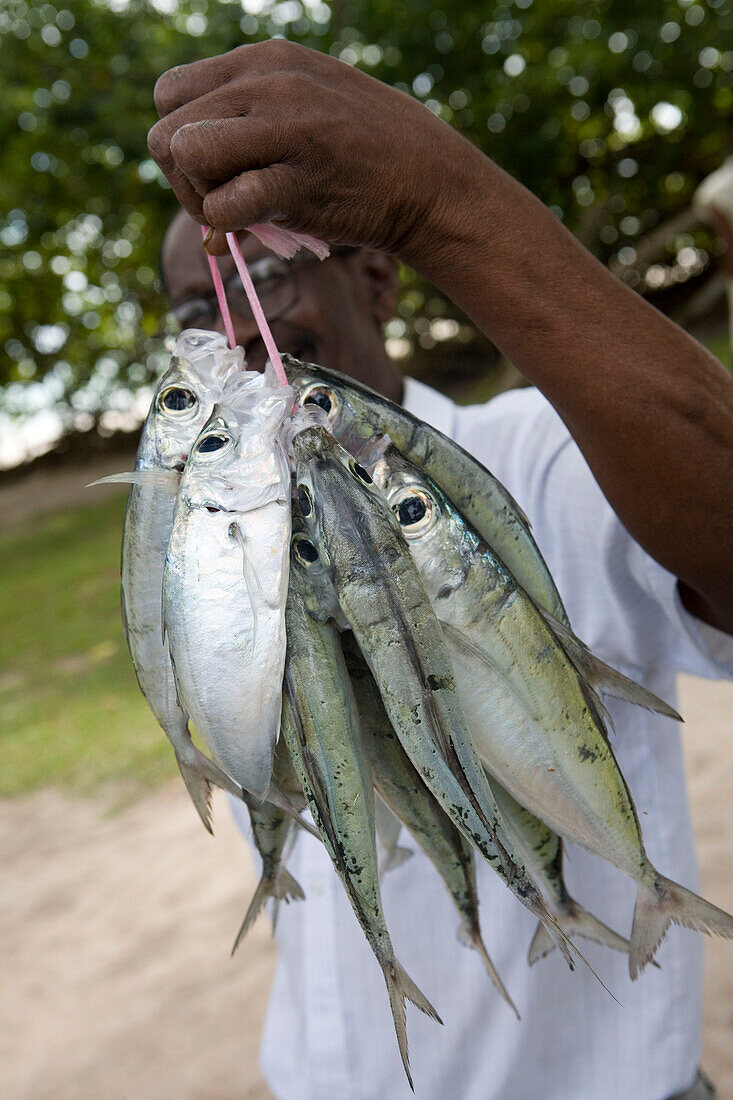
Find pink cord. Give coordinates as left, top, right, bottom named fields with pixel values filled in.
left=200, top=222, right=328, bottom=388
left=225, top=230, right=288, bottom=388
left=200, top=226, right=237, bottom=352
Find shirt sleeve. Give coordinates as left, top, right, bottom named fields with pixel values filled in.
left=451, top=386, right=733, bottom=681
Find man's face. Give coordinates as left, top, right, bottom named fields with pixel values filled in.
left=161, top=212, right=403, bottom=402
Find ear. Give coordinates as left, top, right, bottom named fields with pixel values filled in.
left=350, top=250, right=400, bottom=326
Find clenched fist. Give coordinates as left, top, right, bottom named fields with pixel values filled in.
left=147, top=40, right=488, bottom=265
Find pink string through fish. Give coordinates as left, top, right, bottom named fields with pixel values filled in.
left=200, top=223, right=329, bottom=389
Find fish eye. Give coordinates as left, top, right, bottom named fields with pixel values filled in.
left=195, top=433, right=231, bottom=455
left=158, top=385, right=198, bottom=415
left=349, top=460, right=373, bottom=485
left=301, top=383, right=336, bottom=417
left=297, top=485, right=313, bottom=517
left=391, top=488, right=435, bottom=535
left=292, top=534, right=319, bottom=565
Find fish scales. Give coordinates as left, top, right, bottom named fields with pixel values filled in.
left=116, top=330, right=246, bottom=830
left=290, top=420, right=577, bottom=966
left=366, top=436, right=733, bottom=976
left=163, top=370, right=293, bottom=800
left=283, top=356, right=681, bottom=718
left=283, top=543, right=440, bottom=1089
left=342, top=631, right=518, bottom=1014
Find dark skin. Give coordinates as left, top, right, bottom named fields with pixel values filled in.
left=151, top=41, right=733, bottom=633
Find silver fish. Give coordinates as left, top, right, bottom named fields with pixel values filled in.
left=99, top=330, right=246, bottom=832
left=231, top=739, right=306, bottom=954
left=283, top=358, right=679, bottom=718
left=283, top=531, right=441, bottom=1090
left=367, top=437, right=733, bottom=977
left=342, top=631, right=518, bottom=1016
left=485, top=778, right=630, bottom=964
left=289, top=418, right=577, bottom=968
left=163, top=368, right=293, bottom=800
left=282, top=354, right=566, bottom=621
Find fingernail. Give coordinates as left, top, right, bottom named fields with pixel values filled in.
left=203, top=227, right=214, bottom=249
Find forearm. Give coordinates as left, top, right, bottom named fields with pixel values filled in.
left=409, top=155, right=733, bottom=628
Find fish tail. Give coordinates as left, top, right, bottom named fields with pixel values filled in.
left=458, top=923, right=519, bottom=1019
left=177, top=746, right=244, bottom=835
left=527, top=905, right=630, bottom=966
left=231, top=868, right=304, bottom=955
left=379, top=845, right=413, bottom=876
left=630, top=874, right=733, bottom=980
left=384, top=961, right=443, bottom=1092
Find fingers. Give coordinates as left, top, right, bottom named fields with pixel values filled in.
left=153, top=40, right=315, bottom=116
left=148, top=86, right=257, bottom=216
left=169, top=116, right=287, bottom=184
left=154, top=50, right=241, bottom=116
left=203, top=164, right=300, bottom=234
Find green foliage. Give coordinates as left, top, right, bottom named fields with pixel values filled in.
left=0, top=490, right=177, bottom=795
left=1, top=0, right=732, bottom=417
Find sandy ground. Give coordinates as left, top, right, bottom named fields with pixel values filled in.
left=0, top=674, right=731, bottom=1100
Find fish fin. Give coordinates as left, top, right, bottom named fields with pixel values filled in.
left=527, top=922, right=556, bottom=965
left=439, top=621, right=517, bottom=695
left=536, top=607, right=682, bottom=721
left=629, top=875, right=733, bottom=980
left=528, top=905, right=630, bottom=966
left=379, top=845, right=413, bottom=876
left=265, top=782, right=321, bottom=841
left=176, top=742, right=245, bottom=834
left=231, top=868, right=305, bottom=955
left=87, top=470, right=181, bottom=490
left=530, top=904, right=621, bottom=1002
left=457, top=924, right=519, bottom=1019
left=384, top=961, right=443, bottom=1091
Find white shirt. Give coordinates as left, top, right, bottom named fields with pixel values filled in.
left=233, top=380, right=733, bottom=1100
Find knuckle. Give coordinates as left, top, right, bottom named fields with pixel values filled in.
left=153, top=67, right=184, bottom=115
left=263, top=37, right=300, bottom=65
left=147, top=119, right=174, bottom=165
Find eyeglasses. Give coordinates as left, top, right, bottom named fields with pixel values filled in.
left=171, top=246, right=357, bottom=330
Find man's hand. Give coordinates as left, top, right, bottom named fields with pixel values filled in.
left=148, top=41, right=481, bottom=263
left=150, top=42, right=733, bottom=631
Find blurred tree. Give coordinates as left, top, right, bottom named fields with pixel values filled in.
left=1, top=0, right=732, bottom=432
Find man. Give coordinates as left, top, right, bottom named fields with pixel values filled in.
left=154, top=42, right=733, bottom=1100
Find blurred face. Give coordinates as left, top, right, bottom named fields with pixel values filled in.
left=161, top=212, right=403, bottom=403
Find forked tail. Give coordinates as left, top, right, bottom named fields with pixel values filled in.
left=458, top=923, right=519, bottom=1019
left=177, top=746, right=244, bottom=835
left=231, top=868, right=305, bottom=955
left=528, top=904, right=630, bottom=966
left=384, top=960, right=442, bottom=1092
left=630, top=874, right=733, bottom=980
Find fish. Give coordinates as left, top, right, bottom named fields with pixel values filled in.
left=289, top=416, right=578, bottom=968
left=282, top=530, right=441, bottom=1090
left=162, top=366, right=294, bottom=801
left=283, top=357, right=679, bottom=718
left=282, top=354, right=566, bottom=621
left=485, top=778, right=630, bottom=965
left=94, top=330, right=246, bottom=832
left=342, top=631, right=518, bottom=1015
left=365, top=436, right=733, bottom=977
left=232, top=739, right=306, bottom=954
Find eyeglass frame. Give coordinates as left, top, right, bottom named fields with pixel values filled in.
left=170, top=244, right=358, bottom=331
